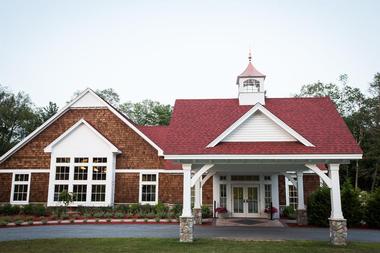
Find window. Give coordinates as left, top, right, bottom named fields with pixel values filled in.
left=243, top=79, right=260, bottom=92
left=219, top=184, right=227, bottom=208
left=55, top=166, right=70, bottom=180
left=288, top=185, right=298, bottom=209
left=264, top=175, right=271, bottom=181
left=220, top=175, right=227, bottom=181
left=74, top=157, right=89, bottom=163
left=93, top=157, right=107, bottom=163
left=231, top=175, right=259, bottom=181
left=12, top=173, right=30, bottom=203
left=54, top=184, right=68, bottom=201
left=264, top=184, right=272, bottom=208
left=91, top=185, right=106, bottom=202
left=92, top=166, right=107, bottom=180
left=56, top=157, right=70, bottom=163
left=140, top=173, right=158, bottom=203
left=73, top=185, right=87, bottom=202
left=74, top=166, right=88, bottom=180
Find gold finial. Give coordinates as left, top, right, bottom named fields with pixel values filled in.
left=248, top=49, right=252, bottom=62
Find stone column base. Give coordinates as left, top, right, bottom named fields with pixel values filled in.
left=193, top=208, right=202, bottom=225
left=296, top=209, right=308, bottom=225
left=329, top=218, right=347, bottom=246
left=180, top=216, right=194, bottom=242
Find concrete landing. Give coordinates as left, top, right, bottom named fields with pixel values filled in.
left=215, top=218, right=284, bottom=227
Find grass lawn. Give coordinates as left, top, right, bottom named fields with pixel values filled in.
left=0, top=238, right=379, bottom=253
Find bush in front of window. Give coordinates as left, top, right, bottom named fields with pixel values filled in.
left=201, top=205, right=212, bottom=218
left=0, top=204, right=21, bottom=215
left=22, top=204, right=47, bottom=217
left=170, top=203, right=182, bottom=218
left=281, top=206, right=296, bottom=220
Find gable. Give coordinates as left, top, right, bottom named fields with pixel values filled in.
left=71, top=91, right=106, bottom=108
left=44, top=119, right=120, bottom=156
left=222, top=111, right=297, bottom=142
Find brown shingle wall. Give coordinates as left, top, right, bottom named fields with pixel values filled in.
left=304, top=174, right=320, bottom=202
left=0, top=108, right=163, bottom=169
left=158, top=173, right=183, bottom=204
left=114, top=173, right=139, bottom=203
left=29, top=173, right=49, bottom=203
left=202, top=177, right=213, bottom=205
left=0, top=173, right=12, bottom=202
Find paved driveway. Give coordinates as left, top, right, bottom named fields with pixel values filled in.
left=0, top=224, right=379, bottom=242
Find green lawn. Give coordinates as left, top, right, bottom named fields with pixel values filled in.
left=0, top=238, right=379, bottom=253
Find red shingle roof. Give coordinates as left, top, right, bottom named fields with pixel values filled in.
left=139, top=97, right=362, bottom=156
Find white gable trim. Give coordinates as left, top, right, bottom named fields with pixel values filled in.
left=44, top=119, right=121, bottom=153
left=206, top=103, right=314, bottom=147
left=0, top=88, right=164, bottom=163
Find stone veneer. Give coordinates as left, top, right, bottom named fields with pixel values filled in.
left=179, top=216, right=194, bottom=242
left=193, top=208, right=202, bottom=224
left=329, top=218, right=347, bottom=246
left=296, top=209, right=307, bottom=225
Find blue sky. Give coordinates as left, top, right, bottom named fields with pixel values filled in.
left=0, top=0, right=379, bottom=107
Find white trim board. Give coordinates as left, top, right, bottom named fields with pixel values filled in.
left=0, top=88, right=164, bottom=164
left=116, top=169, right=183, bottom=174
left=207, top=103, right=314, bottom=147
left=0, top=169, right=50, bottom=173
left=44, top=119, right=121, bottom=154
left=165, top=154, right=363, bottom=160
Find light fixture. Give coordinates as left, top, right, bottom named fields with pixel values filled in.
left=80, top=166, right=87, bottom=170
left=93, top=167, right=99, bottom=172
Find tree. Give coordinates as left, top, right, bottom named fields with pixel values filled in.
left=119, top=100, right=172, bottom=126
left=0, top=85, right=40, bottom=155
left=95, top=88, right=120, bottom=107
left=37, top=102, right=59, bottom=123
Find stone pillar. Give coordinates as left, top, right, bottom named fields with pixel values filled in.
left=180, top=216, right=194, bottom=242
left=328, top=164, right=347, bottom=246
left=296, top=171, right=307, bottom=225
left=193, top=208, right=202, bottom=225
left=296, top=209, right=308, bottom=226
left=329, top=218, right=347, bottom=246
left=180, top=164, right=194, bottom=242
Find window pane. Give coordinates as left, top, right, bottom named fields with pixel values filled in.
left=93, top=157, right=107, bottom=163
left=55, top=166, right=70, bottom=180
left=15, top=174, right=29, bottom=182
left=73, top=185, right=87, bottom=202
left=219, top=184, right=227, bottom=208
left=56, top=157, right=70, bottom=163
left=93, top=166, right=107, bottom=180
left=54, top=184, right=68, bottom=201
left=142, top=185, right=156, bottom=202
left=13, top=184, right=28, bottom=201
left=142, top=174, right=157, bottom=182
left=91, top=185, right=106, bottom=202
left=74, top=157, right=89, bottom=163
left=289, top=185, right=298, bottom=209
left=264, top=184, right=272, bottom=208
left=74, top=166, right=88, bottom=180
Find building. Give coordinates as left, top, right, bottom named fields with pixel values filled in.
left=0, top=53, right=362, bottom=245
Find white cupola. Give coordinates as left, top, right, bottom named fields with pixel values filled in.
left=236, top=51, right=266, bottom=105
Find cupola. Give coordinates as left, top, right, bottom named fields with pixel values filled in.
left=237, top=51, right=266, bottom=105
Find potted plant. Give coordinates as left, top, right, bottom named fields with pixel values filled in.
left=215, top=207, right=228, bottom=218
left=264, top=206, right=278, bottom=220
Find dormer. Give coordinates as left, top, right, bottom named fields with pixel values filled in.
left=237, top=51, right=266, bottom=105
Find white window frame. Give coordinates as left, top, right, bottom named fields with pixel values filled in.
left=10, top=171, right=31, bottom=205
left=285, top=176, right=298, bottom=208
left=48, top=155, right=113, bottom=207
left=139, top=172, right=159, bottom=205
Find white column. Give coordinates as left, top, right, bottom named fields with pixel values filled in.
left=296, top=171, right=305, bottom=210
left=329, top=164, right=344, bottom=219
left=194, top=178, right=201, bottom=209
left=182, top=164, right=193, bottom=217
left=271, top=174, right=280, bottom=219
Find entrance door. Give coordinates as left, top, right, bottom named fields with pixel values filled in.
left=232, top=185, right=260, bottom=217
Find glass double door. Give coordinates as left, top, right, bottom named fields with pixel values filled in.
left=232, top=185, right=259, bottom=217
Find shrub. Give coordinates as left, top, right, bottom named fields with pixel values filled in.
left=282, top=206, right=296, bottom=219
left=170, top=204, right=182, bottom=218
left=22, top=204, right=34, bottom=215
left=365, top=187, right=380, bottom=228
left=140, top=204, right=154, bottom=214
left=93, top=212, right=104, bottom=218
left=0, top=219, right=8, bottom=226
left=114, top=212, right=125, bottom=219
left=129, top=204, right=140, bottom=215
left=0, top=204, right=21, bottom=215
left=14, top=220, right=23, bottom=226
left=307, top=186, right=331, bottom=227
left=201, top=206, right=212, bottom=218
left=27, top=220, right=34, bottom=225
left=83, top=213, right=92, bottom=218
left=115, top=205, right=129, bottom=213
left=155, top=217, right=160, bottom=222
left=341, top=181, right=363, bottom=227
left=104, top=212, right=113, bottom=219
left=144, top=218, right=148, bottom=223
left=41, top=218, right=48, bottom=225
left=154, top=202, right=169, bottom=214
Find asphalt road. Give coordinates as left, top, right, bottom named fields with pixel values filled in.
left=0, top=224, right=379, bottom=242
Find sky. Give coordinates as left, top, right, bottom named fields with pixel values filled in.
left=0, top=0, right=379, bottom=108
